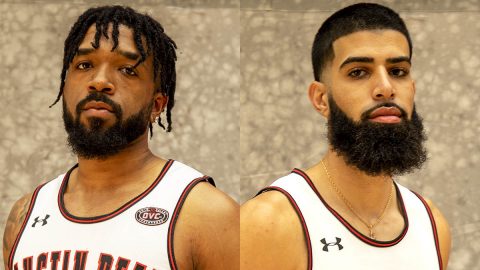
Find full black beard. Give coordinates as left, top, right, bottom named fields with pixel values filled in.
left=63, top=92, right=152, bottom=159
left=328, top=95, right=427, bottom=176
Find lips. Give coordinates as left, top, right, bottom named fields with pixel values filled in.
left=83, top=101, right=113, bottom=112
left=369, top=106, right=401, bottom=118
left=368, top=106, right=402, bottom=123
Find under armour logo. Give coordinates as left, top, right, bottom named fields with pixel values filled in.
left=321, top=237, right=343, bottom=252
left=32, top=215, right=50, bottom=227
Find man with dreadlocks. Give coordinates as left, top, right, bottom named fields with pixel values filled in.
left=241, top=3, right=450, bottom=270
left=3, top=6, right=238, bottom=270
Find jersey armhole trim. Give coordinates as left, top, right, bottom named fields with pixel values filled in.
left=8, top=183, right=47, bottom=270
left=411, top=191, right=443, bottom=270
left=167, top=176, right=215, bottom=270
left=257, top=186, right=313, bottom=270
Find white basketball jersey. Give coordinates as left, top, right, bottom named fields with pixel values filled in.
left=9, top=160, right=214, bottom=270
left=261, top=169, right=443, bottom=270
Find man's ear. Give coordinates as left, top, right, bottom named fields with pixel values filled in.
left=150, top=92, right=168, bottom=122
left=412, top=79, right=416, bottom=95
left=308, top=81, right=329, bottom=118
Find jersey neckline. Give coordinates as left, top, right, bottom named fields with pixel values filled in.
left=57, top=159, right=174, bottom=224
left=292, top=168, right=409, bottom=247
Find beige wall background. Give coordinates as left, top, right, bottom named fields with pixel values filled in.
left=0, top=0, right=239, bottom=268
left=1, top=0, right=479, bottom=269
left=240, top=0, right=479, bottom=269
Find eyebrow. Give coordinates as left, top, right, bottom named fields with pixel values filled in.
left=77, top=48, right=95, bottom=56
left=76, top=48, right=140, bottom=61
left=118, top=49, right=140, bottom=61
left=339, top=56, right=411, bottom=69
left=386, top=56, right=411, bottom=65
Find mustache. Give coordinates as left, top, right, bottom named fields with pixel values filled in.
left=360, top=102, right=408, bottom=121
left=75, top=92, right=122, bottom=119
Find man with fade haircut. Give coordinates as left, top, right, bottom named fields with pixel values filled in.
left=3, top=6, right=238, bottom=270
left=241, top=3, right=450, bottom=270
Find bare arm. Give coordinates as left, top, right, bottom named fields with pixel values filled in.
left=240, top=192, right=307, bottom=270
left=174, top=182, right=239, bottom=270
left=426, top=199, right=451, bottom=269
left=3, top=193, right=33, bottom=270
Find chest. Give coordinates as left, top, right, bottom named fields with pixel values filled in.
left=10, top=161, right=204, bottom=270
left=268, top=173, right=442, bottom=270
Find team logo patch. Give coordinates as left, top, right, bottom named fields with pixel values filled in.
left=135, top=207, right=169, bottom=226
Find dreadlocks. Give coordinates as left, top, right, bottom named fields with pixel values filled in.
left=51, top=5, right=177, bottom=133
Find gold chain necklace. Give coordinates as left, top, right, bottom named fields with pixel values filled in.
left=321, top=160, right=393, bottom=240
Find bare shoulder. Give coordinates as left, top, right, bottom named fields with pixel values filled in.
left=175, top=182, right=239, bottom=270
left=241, top=191, right=307, bottom=270
left=424, top=197, right=451, bottom=269
left=241, top=191, right=300, bottom=247
left=241, top=190, right=300, bottom=230
left=3, top=193, right=34, bottom=270
left=181, top=182, right=239, bottom=229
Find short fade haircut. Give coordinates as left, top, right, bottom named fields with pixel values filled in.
left=51, top=5, right=177, bottom=133
left=311, top=3, right=412, bottom=82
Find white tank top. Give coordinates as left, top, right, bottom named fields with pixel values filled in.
left=9, top=160, right=214, bottom=270
left=260, top=169, right=443, bottom=270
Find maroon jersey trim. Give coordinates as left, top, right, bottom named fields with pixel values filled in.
left=292, top=168, right=409, bottom=247
left=412, top=191, right=443, bottom=270
left=9, top=182, right=47, bottom=270
left=57, top=159, right=174, bottom=224
left=167, top=176, right=215, bottom=270
left=257, top=186, right=313, bottom=270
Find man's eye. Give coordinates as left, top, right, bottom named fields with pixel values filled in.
left=120, top=67, right=138, bottom=76
left=76, top=62, right=92, bottom=70
left=348, top=69, right=368, bottom=78
left=390, top=68, right=409, bottom=77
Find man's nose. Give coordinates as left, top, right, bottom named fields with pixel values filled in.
left=88, top=66, right=115, bottom=94
left=372, top=68, right=394, bottom=101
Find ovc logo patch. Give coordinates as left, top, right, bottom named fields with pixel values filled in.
left=135, top=207, right=169, bottom=226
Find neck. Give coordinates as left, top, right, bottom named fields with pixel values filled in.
left=72, top=133, right=163, bottom=191
left=318, top=149, right=395, bottom=219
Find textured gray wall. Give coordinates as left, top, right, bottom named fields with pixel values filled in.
left=0, top=1, right=239, bottom=268
left=1, top=0, right=479, bottom=269
left=240, top=0, right=480, bottom=270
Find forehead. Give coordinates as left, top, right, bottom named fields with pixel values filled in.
left=331, top=30, right=410, bottom=65
left=79, top=24, right=139, bottom=51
